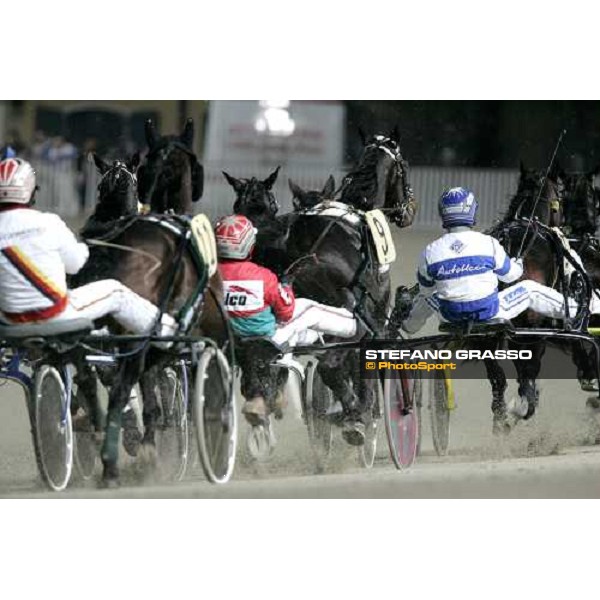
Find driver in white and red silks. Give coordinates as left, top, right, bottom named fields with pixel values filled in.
left=215, top=214, right=358, bottom=348
left=0, top=157, right=176, bottom=336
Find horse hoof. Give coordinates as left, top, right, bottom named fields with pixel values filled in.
left=507, top=397, right=528, bottom=419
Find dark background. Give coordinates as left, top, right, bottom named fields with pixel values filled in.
left=346, top=101, right=600, bottom=170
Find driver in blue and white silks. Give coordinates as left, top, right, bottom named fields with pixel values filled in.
left=402, top=187, right=600, bottom=333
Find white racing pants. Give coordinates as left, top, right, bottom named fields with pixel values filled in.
left=271, top=298, right=357, bottom=348
left=49, top=279, right=163, bottom=334
left=403, top=280, right=600, bottom=334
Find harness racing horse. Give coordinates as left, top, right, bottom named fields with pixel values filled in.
left=137, top=118, right=204, bottom=214
left=286, top=130, right=416, bottom=440
left=225, top=129, right=417, bottom=444
left=560, top=168, right=600, bottom=390
left=485, top=162, right=577, bottom=429
left=73, top=143, right=228, bottom=486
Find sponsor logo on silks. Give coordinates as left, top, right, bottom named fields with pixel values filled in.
left=223, top=280, right=264, bottom=311
left=503, top=286, right=526, bottom=301
left=449, top=240, right=465, bottom=254
left=436, top=262, right=486, bottom=277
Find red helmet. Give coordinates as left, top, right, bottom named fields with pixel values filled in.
left=0, top=158, right=36, bottom=204
left=214, top=214, right=257, bottom=259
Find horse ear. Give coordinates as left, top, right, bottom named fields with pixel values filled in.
left=145, top=119, right=158, bottom=149
left=288, top=178, right=305, bottom=199
left=358, top=127, right=366, bottom=146
left=263, top=166, right=280, bottom=189
left=222, top=171, right=243, bottom=193
left=181, top=118, right=194, bottom=148
left=128, top=151, right=141, bottom=173
left=322, top=175, right=335, bottom=198
left=91, top=152, right=110, bottom=175
left=390, top=125, right=400, bottom=143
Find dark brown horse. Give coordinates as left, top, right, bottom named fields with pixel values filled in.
left=485, top=162, right=573, bottom=428
left=73, top=123, right=228, bottom=486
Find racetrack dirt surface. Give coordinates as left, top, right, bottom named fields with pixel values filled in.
left=2, top=228, right=600, bottom=498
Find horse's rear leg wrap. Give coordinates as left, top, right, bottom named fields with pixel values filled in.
left=101, top=352, right=147, bottom=478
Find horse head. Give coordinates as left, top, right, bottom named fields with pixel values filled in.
left=340, top=126, right=414, bottom=226
left=223, top=166, right=280, bottom=227
left=508, top=160, right=565, bottom=227
left=91, top=152, right=140, bottom=221
left=289, top=175, right=335, bottom=211
left=137, top=118, right=204, bottom=214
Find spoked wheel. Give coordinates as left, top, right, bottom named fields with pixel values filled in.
left=383, top=370, right=421, bottom=470
left=357, top=379, right=383, bottom=469
left=430, top=371, right=452, bottom=456
left=245, top=419, right=276, bottom=462
left=72, top=382, right=99, bottom=481
left=304, top=361, right=334, bottom=471
left=193, top=346, right=237, bottom=484
left=30, top=365, right=73, bottom=491
left=156, top=363, right=189, bottom=481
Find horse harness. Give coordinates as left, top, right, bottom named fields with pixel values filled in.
left=81, top=213, right=213, bottom=333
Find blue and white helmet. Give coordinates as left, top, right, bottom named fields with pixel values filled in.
left=438, top=187, right=478, bottom=228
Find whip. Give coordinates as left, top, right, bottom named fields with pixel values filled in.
left=517, top=129, right=567, bottom=258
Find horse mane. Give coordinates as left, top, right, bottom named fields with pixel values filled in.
left=341, top=148, right=381, bottom=205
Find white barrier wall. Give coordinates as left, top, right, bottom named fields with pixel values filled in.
left=200, top=163, right=520, bottom=228
left=31, top=159, right=520, bottom=230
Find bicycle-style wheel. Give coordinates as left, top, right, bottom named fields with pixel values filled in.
left=156, top=363, right=189, bottom=481
left=193, top=346, right=237, bottom=484
left=30, top=365, right=73, bottom=491
left=383, top=370, right=421, bottom=470
left=304, top=361, right=334, bottom=470
left=72, top=381, right=98, bottom=481
left=430, top=371, right=452, bottom=456
left=244, top=419, right=276, bottom=462
left=357, top=378, right=383, bottom=469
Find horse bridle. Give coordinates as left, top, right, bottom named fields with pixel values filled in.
left=364, top=136, right=412, bottom=218
left=236, top=177, right=279, bottom=216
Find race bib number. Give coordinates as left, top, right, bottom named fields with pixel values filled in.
left=365, top=209, right=396, bottom=265
left=223, top=280, right=264, bottom=312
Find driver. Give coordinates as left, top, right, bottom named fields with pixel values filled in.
left=215, top=214, right=360, bottom=422
left=0, top=157, right=177, bottom=337
left=399, top=187, right=600, bottom=333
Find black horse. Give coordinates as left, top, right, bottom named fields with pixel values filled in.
left=485, top=162, right=574, bottom=428
left=137, top=118, right=204, bottom=213
left=559, top=168, right=600, bottom=389
left=289, top=175, right=336, bottom=211
left=225, top=129, right=417, bottom=444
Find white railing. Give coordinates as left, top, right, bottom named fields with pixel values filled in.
left=201, top=163, right=520, bottom=228
left=31, top=159, right=520, bottom=230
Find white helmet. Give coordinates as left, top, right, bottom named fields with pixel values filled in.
left=0, top=158, right=37, bottom=204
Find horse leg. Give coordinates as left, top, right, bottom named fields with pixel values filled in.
left=514, top=342, right=545, bottom=421
left=484, top=358, right=509, bottom=435
left=72, top=360, right=103, bottom=439
left=100, top=351, right=147, bottom=487
left=573, top=340, right=598, bottom=392
left=318, top=349, right=365, bottom=445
